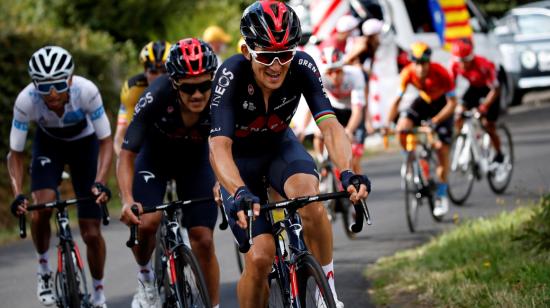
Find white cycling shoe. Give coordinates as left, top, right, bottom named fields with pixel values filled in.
left=433, top=195, right=449, bottom=217
left=36, top=271, right=56, bottom=306
left=131, top=279, right=161, bottom=308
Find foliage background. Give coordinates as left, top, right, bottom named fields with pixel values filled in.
left=0, top=0, right=535, bottom=230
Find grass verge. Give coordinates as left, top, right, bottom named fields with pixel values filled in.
left=366, top=197, right=550, bottom=307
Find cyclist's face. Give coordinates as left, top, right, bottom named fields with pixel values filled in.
left=414, top=61, right=430, bottom=79
left=40, top=78, right=72, bottom=112
left=174, top=73, right=212, bottom=114
left=145, top=62, right=167, bottom=84
left=245, top=46, right=291, bottom=92
left=325, top=68, right=344, bottom=86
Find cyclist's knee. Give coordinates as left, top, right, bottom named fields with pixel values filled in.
left=32, top=189, right=56, bottom=204
left=284, top=174, right=319, bottom=198
left=138, top=212, right=162, bottom=237
left=244, top=237, right=275, bottom=278
left=189, top=229, right=214, bottom=254
left=300, top=202, right=327, bottom=224
left=80, top=224, right=103, bottom=246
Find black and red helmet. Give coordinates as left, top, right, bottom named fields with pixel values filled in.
left=240, top=0, right=302, bottom=50
left=165, top=38, right=218, bottom=79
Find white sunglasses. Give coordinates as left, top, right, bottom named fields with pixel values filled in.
left=246, top=44, right=296, bottom=66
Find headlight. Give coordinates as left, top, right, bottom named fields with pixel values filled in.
left=521, top=50, right=537, bottom=69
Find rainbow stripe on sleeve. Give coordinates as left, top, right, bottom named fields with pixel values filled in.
left=314, top=110, right=336, bottom=125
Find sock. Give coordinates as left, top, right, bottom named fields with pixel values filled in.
left=213, top=305, right=219, bottom=308
left=322, top=261, right=338, bottom=301
left=437, top=182, right=448, bottom=197
left=92, top=278, right=105, bottom=305
left=137, top=260, right=154, bottom=282
left=37, top=251, right=50, bottom=274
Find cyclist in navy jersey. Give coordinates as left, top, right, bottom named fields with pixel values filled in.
left=118, top=38, right=220, bottom=308
left=8, top=46, right=113, bottom=308
left=209, top=2, right=370, bottom=307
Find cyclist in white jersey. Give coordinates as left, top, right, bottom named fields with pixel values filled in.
left=8, top=46, right=113, bottom=308
left=308, top=47, right=366, bottom=174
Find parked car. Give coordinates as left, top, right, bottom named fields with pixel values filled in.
left=492, top=1, right=550, bottom=105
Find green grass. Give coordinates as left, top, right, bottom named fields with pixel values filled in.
left=366, top=198, right=550, bottom=307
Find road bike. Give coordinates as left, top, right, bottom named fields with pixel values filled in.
left=448, top=109, right=514, bottom=204
left=237, top=185, right=371, bottom=308
left=19, top=197, right=109, bottom=308
left=398, top=127, right=443, bottom=232
left=127, top=198, right=214, bottom=308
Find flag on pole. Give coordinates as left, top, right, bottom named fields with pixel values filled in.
left=429, top=0, right=473, bottom=49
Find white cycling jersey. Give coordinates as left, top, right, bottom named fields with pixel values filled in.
left=10, top=75, right=111, bottom=152
left=322, top=65, right=366, bottom=110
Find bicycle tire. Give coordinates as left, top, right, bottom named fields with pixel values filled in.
left=487, top=124, right=514, bottom=194
left=61, top=241, right=81, bottom=308
left=296, top=254, right=337, bottom=308
left=173, top=245, right=211, bottom=308
left=268, top=262, right=287, bottom=308
left=404, top=158, right=420, bottom=233
left=448, top=135, right=475, bottom=205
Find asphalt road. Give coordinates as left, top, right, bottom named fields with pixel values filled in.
left=1, top=101, right=549, bottom=308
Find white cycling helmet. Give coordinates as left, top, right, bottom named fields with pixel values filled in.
left=320, top=46, right=345, bottom=71
left=28, top=46, right=74, bottom=81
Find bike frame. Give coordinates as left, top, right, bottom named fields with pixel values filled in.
left=452, top=112, right=494, bottom=177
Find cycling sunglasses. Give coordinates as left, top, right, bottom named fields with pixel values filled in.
left=174, top=79, right=212, bottom=95
left=34, top=79, right=70, bottom=95
left=146, top=62, right=167, bottom=74
left=246, top=44, right=296, bottom=66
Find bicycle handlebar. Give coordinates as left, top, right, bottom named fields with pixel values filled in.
left=19, top=196, right=110, bottom=238
left=125, top=197, right=216, bottom=248
left=239, top=190, right=371, bottom=253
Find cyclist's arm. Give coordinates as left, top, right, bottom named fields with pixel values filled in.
left=95, top=136, right=113, bottom=185
left=386, top=94, right=403, bottom=126
left=482, top=63, right=501, bottom=108
left=387, top=66, right=410, bottom=126
left=482, top=85, right=500, bottom=108
left=346, top=104, right=363, bottom=136
left=318, top=118, right=353, bottom=172
left=432, top=94, right=457, bottom=125
left=208, top=136, right=245, bottom=195
left=346, top=67, right=367, bottom=135
left=117, top=148, right=137, bottom=206
left=8, top=93, right=31, bottom=196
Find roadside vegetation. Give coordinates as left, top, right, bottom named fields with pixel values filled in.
left=366, top=194, right=550, bottom=307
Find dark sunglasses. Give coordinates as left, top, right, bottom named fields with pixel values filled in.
left=174, top=80, right=212, bottom=95
left=246, top=44, right=296, bottom=66
left=34, top=79, right=69, bottom=95
left=146, top=62, right=167, bottom=74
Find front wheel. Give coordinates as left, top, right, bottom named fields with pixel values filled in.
left=296, top=254, right=337, bottom=308
left=57, top=242, right=86, bottom=308
left=173, top=245, right=211, bottom=308
left=404, top=159, right=420, bottom=233
left=447, top=135, right=475, bottom=205
left=487, top=124, right=514, bottom=194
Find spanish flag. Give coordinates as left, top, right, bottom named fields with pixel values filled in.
left=429, top=0, right=473, bottom=49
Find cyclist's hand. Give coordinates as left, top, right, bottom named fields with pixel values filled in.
left=344, top=128, right=354, bottom=141
left=92, top=182, right=112, bottom=204
left=479, top=103, right=489, bottom=115
left=340, top=170, right=371, bottom=204
left=234, top=186, right=260, bottom=229
left=213, top=181, right=222, bottom=207
left=10, top=194, right=29, bottom=217
left=120, top=201, right=142, bottom=226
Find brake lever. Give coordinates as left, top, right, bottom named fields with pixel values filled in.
left=126, top=205, right=139, bottom=248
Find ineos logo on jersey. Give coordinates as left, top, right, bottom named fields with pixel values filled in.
left=37, top=156, right=51, bottom=166
left=138, top=171, right=155, bottom=183
left=134, top=92, right=154, bottom=114
left=298, top=58, right=318, bottom=74
left=211, top=68, right=234, bottom=107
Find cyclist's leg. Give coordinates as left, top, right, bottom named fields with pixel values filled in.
left=177, top=150, right=220, bottom=305
left=67, top=135, right=105, bottom=278
left=132, top=150, right=166, bottom=277
left=268, top=129, right=340, bottom=301
left=434, top=117, right=454, bottom=183
left=396, top=97, right=424, bottom=147
left=30, top=129, right=65, bottom=264
left=30, top=129, right=65, bottom=305
left=483, top=98, right=502, bottom=158
left=219, top=154, right=274, bottom=308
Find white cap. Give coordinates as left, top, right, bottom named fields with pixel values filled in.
left=362, top=18, right=384, bottom=36
left=336, top=15, right=360, bottom=33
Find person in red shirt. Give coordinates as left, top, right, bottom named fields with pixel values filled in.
left=450, top=39, right=503, bottom=163
left=386, top=42, right=458, bottom=217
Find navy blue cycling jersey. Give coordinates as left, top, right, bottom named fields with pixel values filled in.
left=122, top=75, right=211, bottom=154
left=209, top=51, right=336, bottom=157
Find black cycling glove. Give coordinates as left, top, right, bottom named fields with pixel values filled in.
left=11, top=194, right=27, bottom=217
left=233, top=186, right=260, bottom=213
left=340, top=170, right=372, bottom=193
left=93, top=182, right=112, bottom=200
